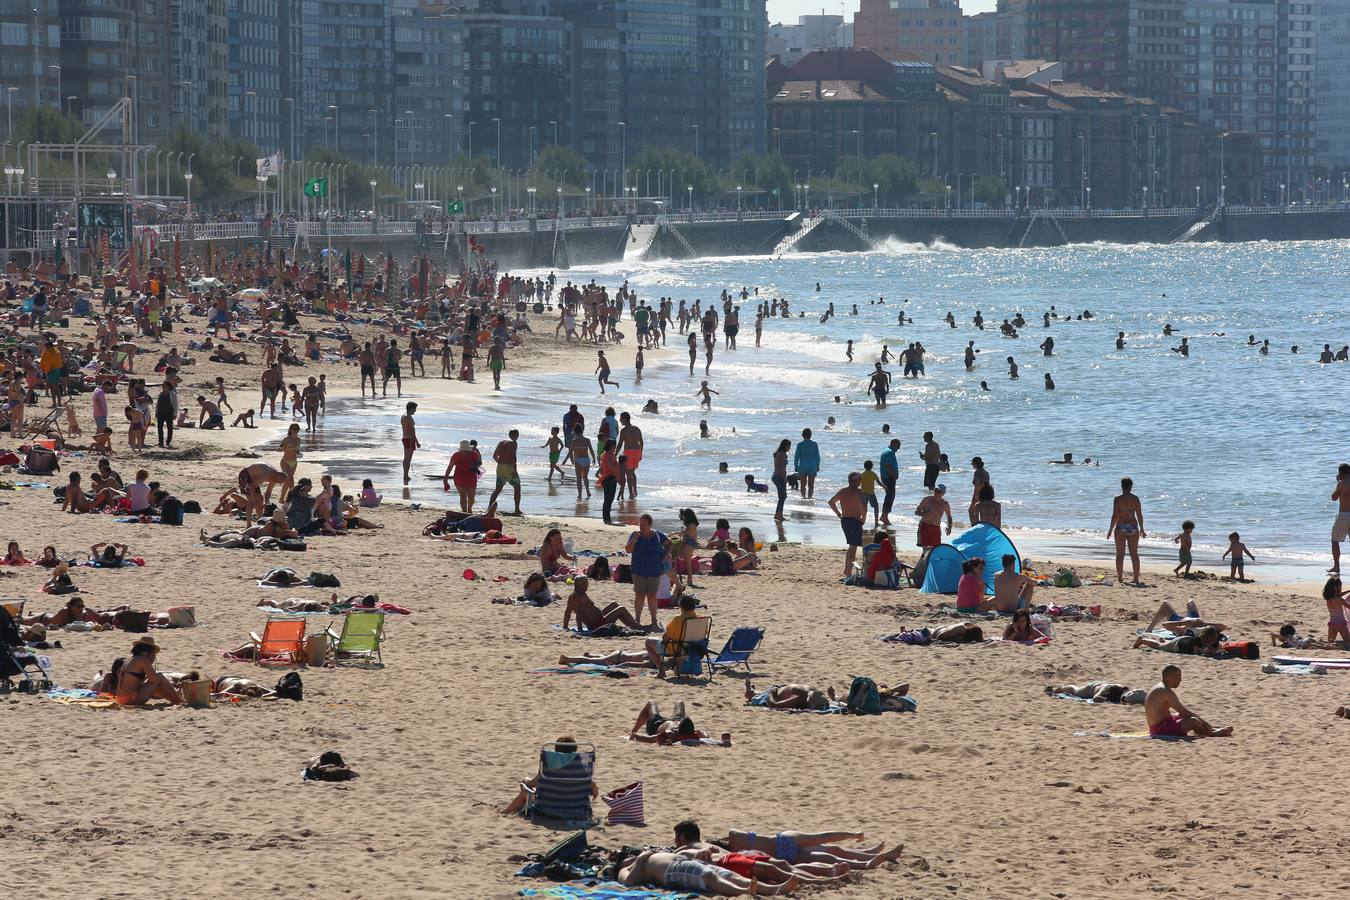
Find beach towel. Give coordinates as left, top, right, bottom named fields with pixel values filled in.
left=1074, top=730, right=1193, bottom=742
left=519, top=881, right=698, bottom=900
left=552, top=624, right=646, bottom=639
left=992, top=636, right=1053, bottom=646
left=623, top=734, right=729, bottom=748
left=529, top=664, right=638, bottom=678
left=82, top=557, right=146, bottom=568
left=746, top=690, right=845, bottom=714
left=1261, top=663, right=1326, bottom=675
left=114, top=515, right=162, bottom=524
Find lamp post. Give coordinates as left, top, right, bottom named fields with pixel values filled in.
left=556, top=185, right=562, bottom=217
left=444, top=113, right=453, bottom=159
left=246, top=90, right=257, bottom=145
left=369, top=179, right=377, bottom=216
left=549, top=119, right=558, bottom=147
left=183, top=170, right=193, bottom=216
left=617, top=121, right=627, bottom=208
left=106, top=168, right=116, bottom=196
left=527, top=185, right=536, bottom=216
left=47, top=65, right=60, bottom=108
left=691, top=124, right=699, bottom=161
left=736, top=184, right=742, bottom=216
left=1142, top=185, right=1149, bottom=211
left=1086, top=185, right=1091, bottom=211
left=872, top=182, right=878, bottom=210
left=929, top=132, right=938, bottom=179
left=1195, top=184, right=1200, bottom=208
left=490, top=184, right=497, bottom=216
left=687, top=184, right=693, bottom=221
left=257, top=174, right=267, bottom=214
left=177, top=80, right=193, bottom=131
left=327, top=105, right=338, bottom=156
left=66, top=95, right=77, bottom=118
left=492, top=116, right=501, bottom=170
left=6, top=87, right=15, bottom=145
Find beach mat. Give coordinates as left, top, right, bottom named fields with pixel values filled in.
left=520, top=883, right=695, bottom=899
left=1075, top=730, right=1192, bottom=742
left=530, top=664, right=640, bottom=678
left=1272, top=655, right=1350, bottom=669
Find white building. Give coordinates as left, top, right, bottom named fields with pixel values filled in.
left=767, top=14, right=852, bottom=65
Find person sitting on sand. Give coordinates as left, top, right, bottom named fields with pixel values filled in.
left=539, top=528, right=575, bottom=579
left=629, top=700, right=731, bottom=746
left=1002, top=609, right=1047, bottom=642
left=36, top=545, right=62, bottom=568
left=89, top=542, right=128, bottom=567
left=114, top=636, right=185, bottom=707
left=561, top=576, right=641, bottom=632
left=500, top=735, right=599, bottom=815
left=642, top=593, right=701, bottom=677
left=992, top=554, right=1035, bottom=612
left=62, top=472, right=122, bottom=514
left=1133, top=625, right=1223, bottom=656
left=1044, top=681, right=1143, bottom=704
left=672, top=821, right=850, bottom=887
left=716, top=828, right=905, bottom=870
left=2, top=541, right=28, bottom=565
left=41, top=562, right=78, bottom=595
left=518, top=572, right=558, bottom=606
left=1144, top=664, right=1232, bottom=738
left=91, top=657, right=124, bottom=693
left=614, top=849, right=796, bottom=896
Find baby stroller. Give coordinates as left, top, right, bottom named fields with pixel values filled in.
left=0, top=604, right=52, bottom=694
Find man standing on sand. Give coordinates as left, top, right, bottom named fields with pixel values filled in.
left=828, top=472, right=868, bottom=579
left=1145, top=665, right=1232, bottom=738
left=879, top=438, right=901, bottom=526
left=1332, top=463, right=1350, bottom=574
left=260, top=362, right=284, bottom=418
left=399, top=402, right=419, bottom=484
left=383, top=339, right=403, bottom=398
left=615, top=411, right=644, bottom=500
left=919, top=431, right=941, bottom=490
left=915, top=484, right=952, bottom=551
left=487, top=428, right=523, bottom=514
left=626, top=513, right=670, bottom=628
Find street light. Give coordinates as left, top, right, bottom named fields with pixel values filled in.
left=736, top=184, right=742, bottom=214
left=47, top=65, right=60, bottom=108
left=527, top=184, right=536, bottom=215
left=369, top=178, right=377, bottom=216
left=929, top=132, right=938, bottom=179
left=549, top=119, right=558, bottom=147
left=183, top=170, right=193, bottom=215
left=872, top=182, right=878, bottom=210
left=106, top=168, right=116, bottom=196
left=490, top=184, right=497, bottom=216
left=256, top=174, right=267, bottom=214
left=246, top=90, right=257, bottom=144
left=617, top=121, right=627, bottom=205
left=556, top=185, right=563, bottom=216
left=492, top=116, right=501, bottom=169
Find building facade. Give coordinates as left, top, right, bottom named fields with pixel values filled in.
left=1316, top=0, right=1350, bottom=165
left=0, top=0, right=61, bottom=118
left=60, top=1, right=173, bottom=145
left=227, top=0, right=288, bottom=152
left=768, top=14, right=852, bottom=65
left=391, top=0, right=465, bottom=166
left=854, top=0, right=968, bottom=66
left=172, top=0, right=229, bottom=139
left=965, top=1, right=1028, bottom=69
left=300, top=0, right=391, bottom=162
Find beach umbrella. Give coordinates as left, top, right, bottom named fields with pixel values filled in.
left=235, top=287, right=267, bottom=300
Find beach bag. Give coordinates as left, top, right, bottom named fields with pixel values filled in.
left=167, top=606, right=196, bottom=628
left=279, top=539, right=307, bottom=552
left=613, top=563, right=632, bottom=584
left=113, top=610, right=150, bottom=633
left=845, top=676, right=882, bottom=715
left=602, top=781, right=645, bottom=826
left=180, top=677, right=211, bottom=709
left=710, top=551, right=735, bottom=577
left=304, top=633, right=329, bottom=666
left=20, top=446, right=58, bottom=476
left=182, top=500, right=202, bottom=515
left=588, top=556, right=611, bottom=581
left=274, top=672, right=303, bottom=701
left=1221, top=640, right=1260, bottom=660
left=159, top=496, right=184, bottom=526
left=307, top=571, right=340, bottom=588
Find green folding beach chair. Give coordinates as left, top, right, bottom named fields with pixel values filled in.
left=328, top=611, right=385, bottom=666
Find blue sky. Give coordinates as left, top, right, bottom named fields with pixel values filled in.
left=767, top=0, right=999, bottom=26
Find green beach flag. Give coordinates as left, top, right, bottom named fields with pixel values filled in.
left=304, top=177, right=328, bottom=198
left=447, top=199, right=464, bottom=214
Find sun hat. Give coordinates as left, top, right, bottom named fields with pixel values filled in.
left=131, top=635, right=160, bottom=652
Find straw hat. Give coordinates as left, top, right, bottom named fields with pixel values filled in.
left=131, top=635, right=160, bottom=652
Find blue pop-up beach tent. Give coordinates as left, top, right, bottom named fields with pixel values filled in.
left=919, top=523, right=1020, bottom=595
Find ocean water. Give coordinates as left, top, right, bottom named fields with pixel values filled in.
left=307, top=238, right=1350, bottom=578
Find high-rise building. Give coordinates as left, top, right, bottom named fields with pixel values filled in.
left=768, top=14, right=852, bottom=65
left=965, top=1, right=1028, bottom=68
left=0, top=1, right=61, bottom=120
left=227, top=0, right=290, bottom=152
left=391, top=0, right=466, bottom=166
left=854, top=0, right=967, bottom=67
left=172, top=0, right=229, bottom=138
left=300, top=1, right=391, bottom=162
left=1316, top=0, right=1350, bottom=165
left=60, top=1, right=173, bottom=145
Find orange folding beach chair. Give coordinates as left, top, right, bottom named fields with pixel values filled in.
left=248, top=617, right=307, bottom=667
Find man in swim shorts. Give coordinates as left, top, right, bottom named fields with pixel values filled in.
left=487, top=429, right=522, bottom=515
left=616, top=849, right=792, bottom=895
left=720, top=828, right=904, bottom=869
left=399, top=402, right=420, bottom=484
left=915, top=485, right=952, bottom=550
left=673, top=821, right=848, bottom=886
left=1144, top=664, right=1232, bottom=738
left=828, top=472, right=868, bottom=579
left=615, top=411, right=644, bottom=500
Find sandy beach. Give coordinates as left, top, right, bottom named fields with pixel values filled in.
left=6, top=290, right=1350, bottom=900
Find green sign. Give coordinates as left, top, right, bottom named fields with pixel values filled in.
left=304, top=177, right=328, bottom=198
left=447, top=199, right=464, bottom=214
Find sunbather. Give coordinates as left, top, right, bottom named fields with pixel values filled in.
left=1144, top=600, right=1228, bottom=635
left=673, top=821, right=849, bottom=886
left=1145, top=664, right=1232, bottom=737
left=28, top=594, right=105, bottom=628
left=89, top=542, right=128, bottom=567
left=615, top=849, right=797, bottom=896
left=1044, top=681, right=1141, bottom=703
left=562, top=576, right=640, bottom=631
left=717, top=828, right=904, bottom=870
left=518, top=573, right=558, bottom=606
left=114, top=636, right=184, bottom=706
left=3, top=541, right=28, bottom=565
left=556, top=649, right=653, bottom=668
left=500, top=735, right=598, bottom=816
left=256, top=597, right=328, bottom=612
left=629, top=700, right=731, bottom=746
left=1001, top=609, right=1048, bottom=641
left=744, top=680, right=835, bottom=710
left=41, top=562, right=78, bottom=595
left=258, top=567, right=306, bottom=587
left=1133, top=625, right=1223, bottom=656
left=35, top=545, right=62, bottom=568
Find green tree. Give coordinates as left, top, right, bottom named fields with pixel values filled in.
left=628, top=147, right=712, bottom=207
left=726, top=154, right=794, bottom=209
left=157, top=124, right=260, bottom=204
left=12, top=106, right=84, bottom=145
left=974, top=175, right=1006, bottom=208
left=528, top=145, right=587, bottom=187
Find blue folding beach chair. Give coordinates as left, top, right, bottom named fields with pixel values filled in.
left=707, top=626, right=765, bottom=676
left=524, top=742, right=597, bottom=826
left=660, top=615, right=712, bottom=682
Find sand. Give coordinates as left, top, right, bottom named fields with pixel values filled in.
left=6, top=298, right=1350, bottom=899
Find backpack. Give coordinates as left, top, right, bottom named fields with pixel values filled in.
left=588, top=555, right=611, bottom=581
left=845, top=676, right=882, bottom=715
left=710, top=551, right=735, bottom=577
left=182, top=500, right=202, bottom=515
left=1220, top=640, right=1260, bottom=660
left=274, top=671, right=303, bottom=701
left=159, top=496, right=184, bottom=526
left=113, top=610, right=151, bottom=633
left=613, top=563, right=632, bottom=584
left=307, top=571, right=340, bottom=588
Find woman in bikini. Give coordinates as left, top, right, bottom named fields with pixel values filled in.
left=561, top=423, right=593, bottom=501
left=114, top=636, right=184, bottom=706
left=278, top=423, right=301, bottom=500
left=3, top=541, right=29, bottom=565
left=539, top=528, right=575, bottom=579
left=1001, top=609, right=1047, bottom=642
left=1107, top=476, right=1145, bottom=586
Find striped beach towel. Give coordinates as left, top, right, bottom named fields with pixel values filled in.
left=602, top=781, right=644, bottom=826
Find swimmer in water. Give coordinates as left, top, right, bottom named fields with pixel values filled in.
left=1040, top=336, right=1054, bottom=356
left=964, top=341, right=977, bottom=370
left=825, top=416, right=836, bottom=429
left=1116, top=331, right=1126, bottom=350
left=695, top=381, right=720, bottom=409
left=980, top=381, right=990, bottom=391
left=1050, top=453, right=1074, bottom=465
left=699, top=420, right=710, bottom=438
left=845, top=340, right=854, bottom=362
left=1007, top=356, right=1019, bottom=379
left=1044, top=373, right=1055, bottom=390
left=1163, top=323, right=1174, bottom=336
left=1172, top=338, right=1189, bottom=357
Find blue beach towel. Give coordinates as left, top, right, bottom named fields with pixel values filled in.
left=520, top=880, right=699, bottom=899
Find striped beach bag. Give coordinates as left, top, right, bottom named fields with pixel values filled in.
left=602, top=781, right=645, bottom=826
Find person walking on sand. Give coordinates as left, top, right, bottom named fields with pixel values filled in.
left=1108, top=476, right=1145, bottom=585
left=541, top=427, right=565, bottom=483
left=383, top=339, right=403, bottom=397
left=915, top=484, right=952, bottom=551
left=879, top=438, right=901, bottom=526
left=625, top=513, right=670, bottom=627
left=615, top=412, right=644, bottom=500
left=920, top=431, right=941, bottom=490
left=829, top=472, right=868, bottom=579
left=1145, top=665, right=1232, bottom=738
left=772, top=438, right=791, bottom=521
left=487, top=339, right=506, bottom=391
left=398, top=402, right=420, bottom=484
left=1332, top=463, right=1350, bottom=574
left=487, top=428, right=523, bottom=515
left=596, top=350, right=620, bottom=394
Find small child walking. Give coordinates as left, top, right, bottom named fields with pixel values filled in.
left=1323, top=577, right=1350, bottom=643
left=860, top=459, right=880, bottom=528
left=695, top=381, right=719, bottom=409
left=214, top=376, right=233, bottom=414
left=1223, top=531, right=1255, bottom=581
left=1172, top=520, right=1195, bottom=576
